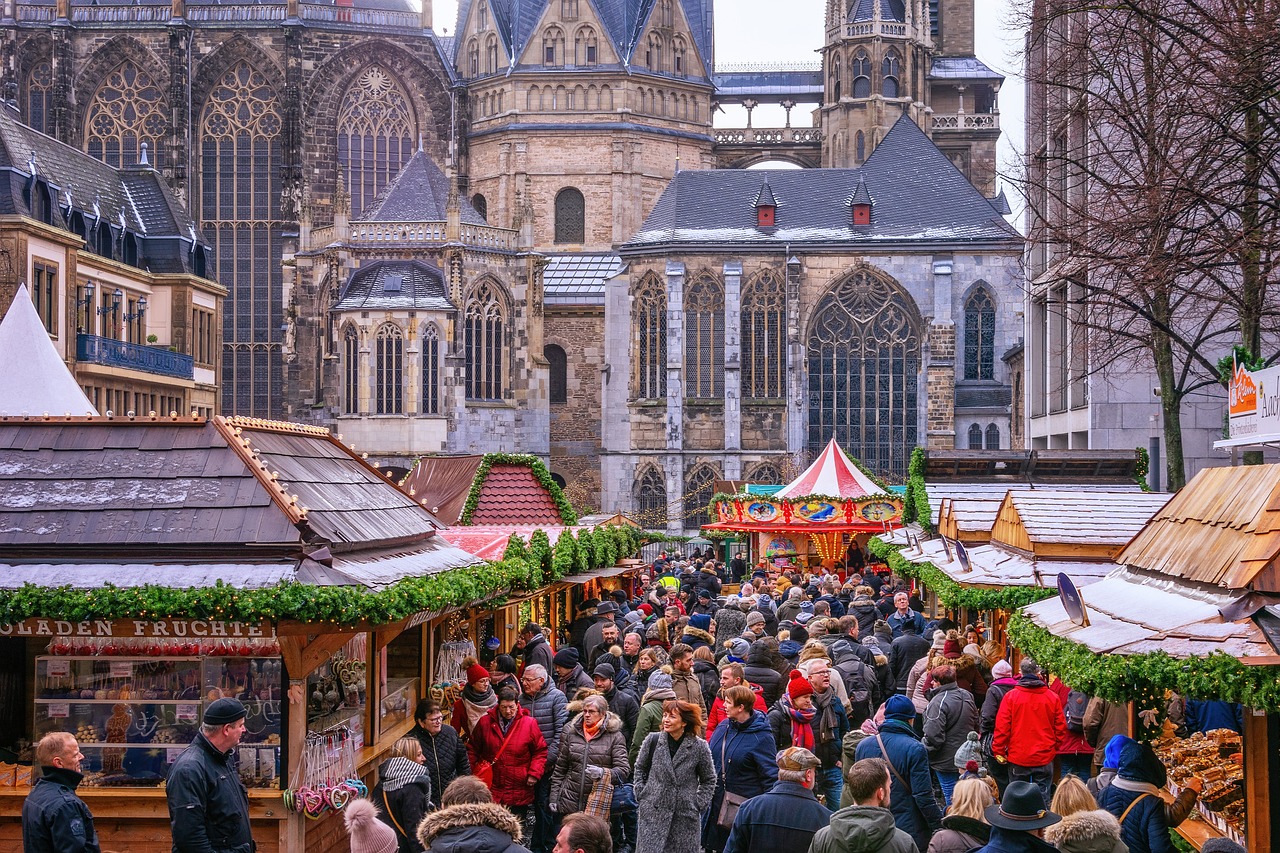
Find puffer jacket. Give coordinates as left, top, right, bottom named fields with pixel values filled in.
left=417, top=802, right=532, bottom=853
left=631, top=687, right=677, bottom=763
left=414, top=723, right=470, bottom=807
left=467, top=705, right=548, bottom=807
left=548, top=709, right=630, bottom=815
left=743, top=645, right=784, bottom=706
left=166, top=732, right=253, bottom=853
left=992, top=675, right=1064, bottom=767
left=693, top=658, right=720, bottom=709
left=1096, top=782, right=1170, bottom=853
left=521, top=632, right=554, bottom=675
left=518, top=682, right=569, bottom=765
left=705, top=710, right=779, bottom=853
left=1044, top=809, right=1128, bottom=853
left=854, top=717, right=944, bottom=852
left=926, top=814, right=991, bottom=853
left=849, top=595, right=881, bottom=636
left=922, top=681, right=979, bottom=773
left=809, top=805, right=918, bottom=853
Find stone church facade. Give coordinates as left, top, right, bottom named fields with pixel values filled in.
left=3, top=0, right=1015, bottom=520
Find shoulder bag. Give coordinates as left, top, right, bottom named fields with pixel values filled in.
left=875, top=733, right=910, bottom=790
left=1118, top=792, right=1153, bottom=825
left=715, top=730, right=748, bottom=829
left=472, top=722, right=514, bottom=789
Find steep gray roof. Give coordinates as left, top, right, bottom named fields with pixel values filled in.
left=849, top=0, right=905, bottom=23
left=929, top=57, right=1005, bottom=81
left=333, top=260, right=455, bottom=311
left=624, top=115, right=1021, bottom=250
left=360, top=149, right=487, bottom=225
left=544, top=253, right=622, bottom=306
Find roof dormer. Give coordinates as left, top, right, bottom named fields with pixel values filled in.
left=754, top=181, right=777, bottom=228
left=849, top=176, right=873, bottom=226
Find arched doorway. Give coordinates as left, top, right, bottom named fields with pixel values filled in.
left=806, top=267, right=922, bottom=480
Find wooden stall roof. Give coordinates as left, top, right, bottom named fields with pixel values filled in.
left=901, top=536, right=1117, bottom=590
left=1118, top=463, right=1280, bottom=592
left=400, top=455, right=484, bottom=525
left=1022, top=568, right=1277, bottom=660
left=989, top=490, right=1171, bottom=560
left=402, top=455, right=571, bottom=527
left=577, top=512, right=641, bottom=528
left=937, top=498, right=1003, bottom=543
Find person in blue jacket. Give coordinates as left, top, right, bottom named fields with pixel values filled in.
left=853, top=694, right=943, bottom=852
left=1096, top=740, right=1177, bottom=853
left=1185, top=699, right=1243, bottom=735
left=704, top=684, right=779, bottom=853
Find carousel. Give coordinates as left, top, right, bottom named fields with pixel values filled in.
left=705, top=438, right=905, bottom=570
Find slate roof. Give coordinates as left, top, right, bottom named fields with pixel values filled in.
left=36, top=0, right=415, bottom=7
left=929, top=57, right=1005, bottom=81
left=469, top=463, right=565, bottom=526
left=544, top=254, right=621, bottom=306
left=849, top=0, right=905, bottom=23
left=989, top=189, right=1012, bottom=215
left=0, top=416, right=448, bottom=557
left=0, top=105, right=208, bottom=275
left=624, top=115, right=1021, bottom=250
left=712, top=70, right=824, bottom=99
left=361, top=149, right=487, bottom=225
left=333, top=260, right=455, bottom=311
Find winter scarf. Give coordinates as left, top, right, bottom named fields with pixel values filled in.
left=380, top=756, right=429, bottom=793
left=461, top=684, right=498, bottom=732
left=786, top=700, right=817, bottom=751
left=583, top=715, right=604, bottom=741
left=812, top=689, right=840, bottom=750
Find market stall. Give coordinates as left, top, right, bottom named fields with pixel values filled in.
left=705, top=438, right=905, bottom=572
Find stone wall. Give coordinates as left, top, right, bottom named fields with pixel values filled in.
left=545, top=309, right=604, bottom=511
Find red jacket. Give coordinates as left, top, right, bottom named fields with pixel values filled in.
left=992, top=677, right=1065, bottom=767
left=466, top=705, right=548, bottom=807
left=705, top=684, right=767, bottom=740
left=1048, top=678, right=1093, bottom=755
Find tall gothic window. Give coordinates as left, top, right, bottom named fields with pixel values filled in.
left=545, top=344, right=568, bottom=403
left=742, top=269, right=785, bottom=399
left=554, top=187, right=585, bottom=243
left=807, top=268, right=921, bottom=479
left=478, top=0, right=487, bottom=28
left=543, top=26, right=566, bottom=66
left=468, top=39, right=480, bottom=76
left=964, top=286, right=996, bottom=380
left=85, top=62, right=166, bottom=169
left=486, top=35, right=500, bottom=74
left=882, top=49, right=902, bottom=98
left=852, top=51, right=871, bottom=98
left=646, top=34, right=663, bottom=71
left=342, top=324, right=360, bottom=414
left=685, top=464, right=717, bottom=530
left=660, top=0, right=674, bottom=26
left=472, top=193, right=488, bottom=221
left=749, top=463, right=782, bottom=484
left=27, top=61, right=53, bottom=136
left=375, top=323, right=404, bottom=414
left=968, top=423, right=983, bottom=449
left=575, top=26, right=599, bottom=66
left=633, top=273, right=666, bottom=399
left=636, top=466, right=667, bottom=528
left=672, top=36, right=687, bottom=75
left=337, top=67, right=416, bottom=218
left=685, top=273, right=724, bottom=400
left=201, top=61, right=283, bottom=418
left=855, top=131, right=866, bottom=164
left=561, top=0, right=579, bottom=19
left=422, top=324, right=441, bottom=414
left=465, top=279, right=507, bottom=400
left=986, top=423, right=1000, bottom=449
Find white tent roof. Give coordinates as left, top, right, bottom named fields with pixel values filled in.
left=775, top=438, right=883, bottom=499
left=0, top=285, right=98, bottom=416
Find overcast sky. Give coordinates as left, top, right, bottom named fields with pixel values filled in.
left=429, top=0, right=1025, bottom=195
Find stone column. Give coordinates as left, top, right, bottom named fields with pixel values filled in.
left=927, top=258, right=956, bottom=449
left=723, top=261, right=742, bottom=455
left=665, top=260, right=685, bottom=536
left=785, top=255, right=805, bottom=453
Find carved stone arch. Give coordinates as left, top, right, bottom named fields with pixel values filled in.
left=804, top=262, right=922, bottom=341
left=303, top=40, right=446, bottom=142
left=71, top=36, right=170, bottom=151
left=16, top=34, right=54, bottom=135
left=191, top=36, right=284, bottom=115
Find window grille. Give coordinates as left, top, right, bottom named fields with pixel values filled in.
left=963, top=287, right=996, bottom=380
left=742, top=270, right=785, bottom=399
left=985, top=423, right=1000, bottom=450
left=968, top=424, right=983, bottom=449
left=685, top=273, right=724, bottom=399
left=633, top=273, right=666, bottom=399
left=748, top=463, right=782, bottom=484
left=337, top=67, right=416, bottom=218
left=422, top=325, right=441, bottom=414
left=27, top=61, right=53, bottom=136
left=343, top=325, right=360, bottom=414
left=85, top=62, right=166, bottom=169
left=465, top=280, right=507, bottom=400
left=686, top=465, right=718, bottom=529
left=375, top=323, right=404, bottom=414
left=636, top=466, right=667, bottom=526
left=554, top=187, right=585, bottom=243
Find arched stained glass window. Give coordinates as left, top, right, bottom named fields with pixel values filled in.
left=201, top=61, right=284, bottom=418
left=749, top=463, right=782, bottom=485
left=465, top=279, right=507, bottom=400
left=635, top=465, right=667, bottom=527
left=337, top=66, right=417, bottom=219
left=968, top=423, right=983, bottom=449
left=807, top=267, right=921, bottom=479
left=986, top=423, right=1000, bottom=450
left=686, top=464, right=718, bottom=530
left=633, top=273, right=666, bottom=400
left=375, top=323, right=404, bottom=414
left=742, top=269, right=785, bottom=399
left=546, top=344, right=568, bottom=403
left=422, top=324, right=441, bottom=414
left=883, top=49, right=901, bottom=98
left=343, top=324, right=361, bottom=414
left=685, top=272, right=724, bottom=399
left=85, top=62, right=166, bottom=169
left=27, top=60, right=53, bottom=136
left=964, top=286, right=996, bottom=380
left=852, top=51, right=871, bottom=98
left=554, top=187, right=585, bottom=243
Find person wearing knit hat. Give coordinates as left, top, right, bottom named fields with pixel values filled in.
left=724, top=637, right=750, bottom=662
left=344, top=798, right=398, bottom=853
left=851, top=692, right=943, bottom=848
left=885, top=694, right=916, bottom=720
left=991, top=659, right=1013, bottom=679
left=449, top=657, right=496, bottom=742
left=767, top=670, right=818, bottom=768
left=637, top=602, right=654, bottom=620
left=744, top=609, right=767, bottom=638
left=552, top=647, right=593, bottom=697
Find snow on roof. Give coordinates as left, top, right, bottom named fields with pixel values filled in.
left=900, top=537, right=1117, bottom=590
left=775, top=438, right=883, bottom=500
left=0, top=285, right=98, bottom=416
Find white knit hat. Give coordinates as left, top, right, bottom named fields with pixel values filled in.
left=344, top=798, right=398, bottom=853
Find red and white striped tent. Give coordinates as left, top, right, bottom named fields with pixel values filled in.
left=775, top=437, right=884, bottom=500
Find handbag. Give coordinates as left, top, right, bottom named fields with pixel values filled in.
left=611, top=781, right=637, bottom=813
left=584, top=773, right=613, bottom=819
left=715, top=729, right=747, bottom=829
left=473, top=720, right=515, bottom=789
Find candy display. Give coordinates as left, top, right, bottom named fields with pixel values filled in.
left=1154, top=729, right=1246, bottom=844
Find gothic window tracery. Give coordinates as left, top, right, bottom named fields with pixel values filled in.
left=486, top=35, right=501, bottom=73
left=373, top=323, right=404, bottom=414
left=85, top=62, right=167, bottom=169
left=422, top=324, right=441, bottom=414
left=986, top=423, right=1000, bottom=449
left=673, top=36, right=687, bottom=75
left=561, top=0, right=579, bottom=19
left=807, top=268, right=921, bottom=479
left=636, top=466, right=667, bottom=526
left=882, top=49, right=902, bottom=98
left=646, top=34, right=664, bottom=71
left=852, top=51, right=871, bottom=98
left=478, top=0, right=488, bottom=28
left=742, top=269, right=785, bottom=399
left=343, top=324, right=360, bottom=414
left=337, top=66, right=416, bottom=218
left=200, top=61, right=283, bottom=418
left=856, top=131, right=866, bottom=164
left=554, top=187, right=585, bottom=243
left=748, top=463, right=782, bottom=485
left=686, top=464, right=718, bottom=529
left=575, top=26, right=599, bottom=66
left=685, top=273, right=724, bottom=399
left=660, top=0, right=674, bottom=27
left=968, top=423, right=983, bottom=449
left=465, top=279, right=507, bottom=400
left=964, top=286, right=996, bottom=380
left=633, top=273, right=666, bottom=400
left=468, top=39, right=480, bottom=76
left=27, top=60, right=53, bottom=136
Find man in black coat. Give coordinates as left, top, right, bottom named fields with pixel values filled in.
left=22, top=733, right=99, bottom=853
left=890, top=620, right=931, bottom=694
left=593, top=663, right=640, bottom=743
left=166, top=698, right=254, bottom=853
left=723, top=747, right=830, bottom=853
left=519, top=622, right=555, bottom=675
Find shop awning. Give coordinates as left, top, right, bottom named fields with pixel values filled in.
left=559, top=562, right=643, bottom=585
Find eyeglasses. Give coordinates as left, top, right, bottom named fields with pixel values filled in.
left=427, top=715, right=444, bottom=723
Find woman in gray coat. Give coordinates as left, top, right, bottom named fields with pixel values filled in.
left=633, top=699, right=717, bottom=853
left=549, top=694, right=631, bottom=816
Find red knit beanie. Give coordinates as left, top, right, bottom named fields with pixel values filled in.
left=943, top=639, right=963, bottom=659
left=787, top=669, right=814, bottom=702
left=467, top=662, right=490, bottom=685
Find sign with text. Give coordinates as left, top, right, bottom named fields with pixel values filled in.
left=0, top=619, right=273, bottom=639
left=1227, top=359, right=1280, bottom=442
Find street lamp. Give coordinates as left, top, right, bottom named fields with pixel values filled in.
left=97, top=288, right=123, bottom=317
left=78, top=281, right=95, bottom=332
left=123, top=296, right=148, bottom=322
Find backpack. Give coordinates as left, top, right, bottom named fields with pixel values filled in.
left=1065, top=689, right=1089, bottom=732
left=835, top=656, right=877, bottom=726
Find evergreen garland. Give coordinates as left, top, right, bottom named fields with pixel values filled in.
left=1133, top=446, right=1152, bottom=492
left=458, top=453, right=579, bottom=526
left=867, top=538, right=1057, bottom=612
left=551, top=532, right=577, bottom=581
left=502, top=533, right=529, bottom=563
left=527, top=529, right=553, bottom=588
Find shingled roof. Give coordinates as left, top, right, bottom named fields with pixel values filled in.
left=402, top=453, right=576, bottom=526
left=361, top=149, right=487, bottom=225
left=333, top=260, right=455, bottom=311
left=623, top=115, right=1020, bottom=250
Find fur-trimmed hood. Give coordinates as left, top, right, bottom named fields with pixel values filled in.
left=1044, top=809, right=1124, bottom=853
left=679, top=627, right=715, bottom=646
left=565, top=708, right=624, bottom=735
left=417, top=802, right=522, bottom=851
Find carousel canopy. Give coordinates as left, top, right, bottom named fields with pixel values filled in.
left=775, top=438, right=884, bottom=499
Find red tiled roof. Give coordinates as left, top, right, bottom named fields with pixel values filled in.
left=441, top=525, right=579, bottom=560
left=470, top=464, right=564, bottom=526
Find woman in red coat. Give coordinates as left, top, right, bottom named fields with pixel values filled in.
left=466, top=686, right=549, bottom=823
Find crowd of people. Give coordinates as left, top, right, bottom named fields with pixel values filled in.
left=21, top=549, right=1249, bottom=853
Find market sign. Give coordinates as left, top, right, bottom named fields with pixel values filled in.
left=0, top=618, right=274, bottom=638
left=1225, top=357, right=1280, bottom=442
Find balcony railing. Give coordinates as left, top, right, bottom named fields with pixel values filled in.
left=932, top=113, right=999, bottom=131
left=77, top=334, right=194, bottom=381
left=713, top=127, right=823, bottom=146
left=299, top=4, right=420, bottom=29
left=22, top=3, right=419, bottom=28
left=346, top=221, right=518, bottom=251
left=846, top=21, right=908, bottom=37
